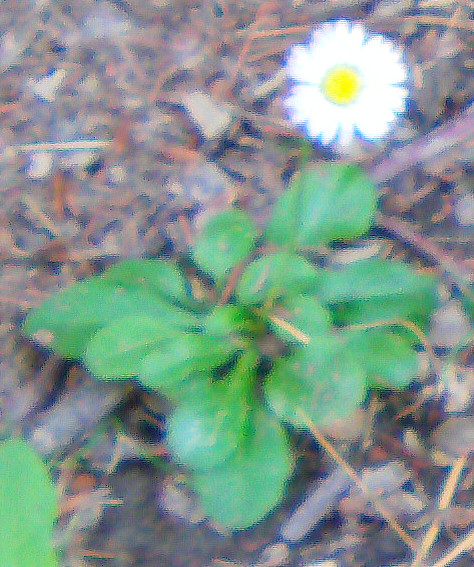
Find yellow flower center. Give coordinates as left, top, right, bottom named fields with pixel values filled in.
left=322, top=66, right=362, bottom=105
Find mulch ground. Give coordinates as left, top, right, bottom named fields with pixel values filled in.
left=0, top=1, right=472, bottom=566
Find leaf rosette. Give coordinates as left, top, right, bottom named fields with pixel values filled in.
left=22, top=163, right=439, bottom=530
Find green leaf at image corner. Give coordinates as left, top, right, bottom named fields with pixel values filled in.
left=101, top=259, right=189, bottom=304
left=167, top=350, right=258, bottom=471
left=345, top=327, right=420, bottom=389
left=22, top=277, right=195, bottom=359
left=84, top=314, right=185, bottom=378
left=0, top=439, right=58, bottom=567
left=265, top=339, right=367, bottom=429
left=191, top=407, right=293, bottom=530
left=265, top=164, right=377, bottom=248
left=192, top=210, right=258, bottom=281
left=236, top=251, right=320, bottom=305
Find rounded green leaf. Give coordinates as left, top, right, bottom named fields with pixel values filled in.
left=269, top=295, right=332, bottom=344
left=139, top=333, right=238, bottom=395
left=320, top=259, right=439, bottom=330
left=167, top=351, right=257, bottom=471
left=84, top=314, right=183, bottom=378
left=330, top=288, right=438, bottom=330
left=236, top=251, right=320, bottom=305
left=101, top=259, right=188, bottom=303
left=23, top=278, right=194, bottom=359
left=192, top=408, right=293, bottom=530
left=318, top=258, right=438, bottom=302
left=0, top=439, right=58, bottom=567
left=345, top=327, right=420, bottom=388
left=265, top=339, right=367, bottom=428
left=265, top=164, right=377, bottom=248
left=192, top=210, right=258, bottom=281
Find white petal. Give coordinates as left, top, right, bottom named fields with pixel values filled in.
left=308, top=109, right=342, bottom=144
left=314, top=120, right=340, bottom=145
left=352, top=95, right=398, bottom=139
left=358, top=84, right=407, bottom=117
left=286, top=85, right=345, bottom=144
left=287, top=46, right=321, bottom=83
left=337, top=123, right=357, bottom=146
left=359, top=44, right=407, bottom=86
left=357, top=114, right=395, bottom=139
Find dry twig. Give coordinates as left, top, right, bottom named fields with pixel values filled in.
left=429, top=529, right=474, bottom=567
left=370, top=103, right=473, bottom=183
left=297, top=408, right=417, bottom=552
left=411, top=456, right=468, bottom=566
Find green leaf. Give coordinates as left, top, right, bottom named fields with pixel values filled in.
left=101, top=259, right=188, bottom=303
left=236, top=251, right=320, bottom=305
left=265, top=338, right=367, bottom=429
left=265, top=164, right=377, bottom=248
left=192, top=408, right=293, bottom=530
left=0, top=439, right=58, bottom=567
left=167, top=351, right=257, bottom=471
left=330, top=285, right=438, bottom=330
left=318, top=258, right=437, bottom=302
left=345, top=327, right=420, bottom=388
left=192, top=210, right=258, bottom=281
left=84, top=314, right=183, bottom=378
left=139, top=332, right=239, bottom=396
left=269, top=295, right=332, bottom=344
left=23, top=277, right=195, bottom=359
left=320, top=258, right=439, bottom=330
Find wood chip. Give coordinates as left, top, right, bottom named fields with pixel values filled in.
left=430, top=417, right=474, bottom=459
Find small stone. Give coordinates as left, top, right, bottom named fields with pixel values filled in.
left=254, top=543, right=289, bottom=567
left=27, top=151, right=53, bottom=179
left=430, top=300, right=471, bottom=347
left=158, top=477, right=205, bottom=524
left=454, top=194, right=474, bottom=226
left=171, top=158, right=235, bottom=206
left=29, top=68, right=67, bottom=102
left=107, top=165, right=127, bottom=184
left=360, top=461, right=410, bottom=493
left=441, top=364, right=474, bottom=413
left=84, top=5, right=130, bottom=39
left=182, top=91, right=234, bottom=139
left=431, top=417, right=474, bottom=459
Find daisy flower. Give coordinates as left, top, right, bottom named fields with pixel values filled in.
left=285, top=19, right=408, bottom=147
